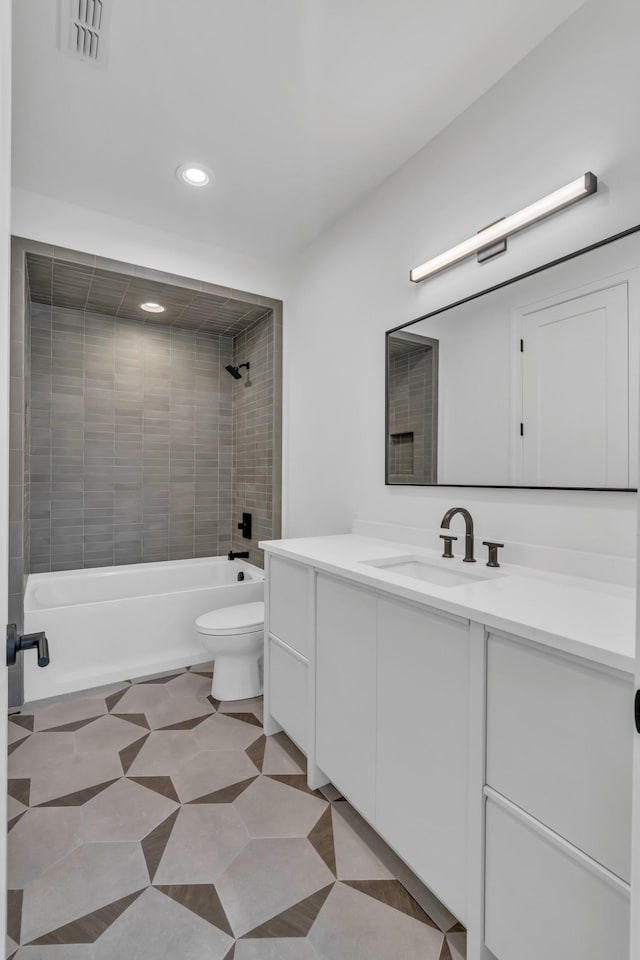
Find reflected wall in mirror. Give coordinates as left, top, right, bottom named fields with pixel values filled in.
left=386, top=226, right=640, bottom=490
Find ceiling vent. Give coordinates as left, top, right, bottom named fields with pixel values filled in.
left=57, top=0, right=112, bottom=68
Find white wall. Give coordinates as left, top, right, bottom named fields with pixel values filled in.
left=0, top=0, right=11, bottom=945
left=11, top=188, right=287, bottom=300
left=284, top=0, right=640, bottom=559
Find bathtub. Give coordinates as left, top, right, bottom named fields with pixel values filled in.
left=23, top=556, right=264, bottom=702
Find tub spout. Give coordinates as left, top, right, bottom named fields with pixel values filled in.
left=228, top=550, right=250, bottom=561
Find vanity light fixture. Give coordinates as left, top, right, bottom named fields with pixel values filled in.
left=409, top=172, right=598, bottom=283
left=140, top=302, right=165, bottom=313
left=176, top=163, right=211, bottom=187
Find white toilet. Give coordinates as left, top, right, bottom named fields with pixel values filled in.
left=195, top=601, right=265, bottom=701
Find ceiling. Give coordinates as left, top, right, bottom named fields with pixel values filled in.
left=12, top=0, right=586, bottom=262
left=25, top=254, right=271, bottom=335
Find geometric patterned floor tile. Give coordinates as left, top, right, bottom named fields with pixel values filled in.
left=8, top=716, right=34, bottom=742
left=26, top=751, right=123, bottom=808
left=240, top=884, right=333, bottom=939
left=155, top=884, right=234, bottom=936
left=143, top=696, right=214, bottom=731
left=8, top=735, right=75, bottom=782
left=261, top=735, right=305, bottom=776
left=245, top=736, right=266, bottom=773
left=14, top=946, right=95, bottom=958
left=140, top=810, right=180, bottom=883
left=118, top=735, right=150, bottom=775
left=124, top=731, right=200, bottom=778
left=342, top=880, right=439, bottom=928
left=307, top=808, right=337, bottom=876
left=193, top=715, right=266, bottom=753
left=81, top=779, right=178, bottom=842
left=214, top=838, right=336, bottom=939
left=21, top=843, right=150, bottom=944
left=8, top=889, right=23, bottom=944
left=171, top=749, right=259, bottom=804
left=32, top=699, right=107, bottom=733
left=26, top=889, right=145, bottom=945
left=235, top=777, right=328, bottom=839
left=92, top=887, right=233, bottom=960
left=307, top=882, right=444, bottom=960
left=166, top=672, right=212, bottom=699
left=74, top=716, right=147, bottom=755
left=8, top=780, right=30, bottom=807
left=234, top=941, right=319, bottom=960
left=153, top=806, right=249, bottom=885
left=7, top=664, right=467, bottom=959
left=330, top=806, right=392, bottom=881
left=127, top=776, right=180, bottom=802
left=8, top=809, right=84, bottom=887
left=187, top=777, right=256, bottom=805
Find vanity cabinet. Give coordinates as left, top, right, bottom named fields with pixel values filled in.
left=263, top=543, right=635, bottom=960
left=316, top=574, right=377, bottom=821
left=376, top=596, right=470, bottom=921
left=484, top=631, right=633, bottom=960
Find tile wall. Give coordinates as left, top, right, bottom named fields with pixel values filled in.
left=230, top=309, right=281, bottom=566
left=29, top=305, right=235, bottom=571
left=388, top=346, right=437, bottom=484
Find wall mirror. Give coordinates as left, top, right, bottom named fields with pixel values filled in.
left=386, top=226, right=640, bottom=490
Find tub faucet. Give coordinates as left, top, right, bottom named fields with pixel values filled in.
left=228, top=550, right=250, bottom=561
left=440, top=507, right=476, bottom=563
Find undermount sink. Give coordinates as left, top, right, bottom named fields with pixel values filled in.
left=363, top=555, right=502, bottom=588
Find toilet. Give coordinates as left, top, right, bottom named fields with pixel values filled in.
left=195, top=601, right=265, bottom=701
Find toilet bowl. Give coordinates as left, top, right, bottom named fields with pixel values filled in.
left=195, top=601, right=264, bottom=701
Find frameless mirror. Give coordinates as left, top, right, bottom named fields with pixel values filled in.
left=386, top=226, right=640, bottom=490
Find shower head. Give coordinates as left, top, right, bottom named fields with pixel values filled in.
left=225, top=362, right=250, bottom=380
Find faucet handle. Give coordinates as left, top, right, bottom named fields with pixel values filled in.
left=482, top=541, right=504, bottom=568
left=439, top=534, right=457, bottom=559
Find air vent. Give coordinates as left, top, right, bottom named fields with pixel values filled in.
left=57, top=0, right=111, bottom=68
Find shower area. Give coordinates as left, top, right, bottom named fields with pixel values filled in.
left=8, top=237, right=282, bottom=705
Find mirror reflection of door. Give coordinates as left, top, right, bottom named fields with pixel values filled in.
left=515, top=281, right=634, bottom=488
left=387, top=332, right=438, bottom=484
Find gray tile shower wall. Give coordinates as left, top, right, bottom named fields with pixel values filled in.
left=8, top=242, right=30, bottom=632
left=29, top=305, right=235, bottom=571
left=388, top=348, right=436, bottom=484
left=231, top=311, right=280, bottom=567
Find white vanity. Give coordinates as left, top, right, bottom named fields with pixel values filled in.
left=260, top=530, right=635, bottom=960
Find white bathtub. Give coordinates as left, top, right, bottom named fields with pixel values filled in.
left=23, top=556, right=264, bottom=702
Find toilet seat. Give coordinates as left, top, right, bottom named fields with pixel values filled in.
left=196, top=601, right=264, bottom=637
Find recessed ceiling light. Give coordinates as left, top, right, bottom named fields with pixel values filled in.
left=140, top=302, right=165, bottom=313
left=176, top=163, right=212, bottom=187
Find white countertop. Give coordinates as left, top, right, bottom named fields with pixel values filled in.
left=259, top=534, right=636, bottom=674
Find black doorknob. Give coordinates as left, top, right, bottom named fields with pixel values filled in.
left=6, top=624, right=50, bottom=668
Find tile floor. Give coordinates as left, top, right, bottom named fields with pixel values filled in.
left=7, top=664, right=466, bottom=959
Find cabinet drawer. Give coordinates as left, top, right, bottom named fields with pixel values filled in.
left=486, top=633, right=633, bottom=881
left=485, top=795, right=629, bottom=960
left=269, top=556, right=311, bottom=657
left=268, top=637, right=307, bottom=753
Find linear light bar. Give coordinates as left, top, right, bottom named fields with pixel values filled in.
left=409, top=172, right=598, bottom=283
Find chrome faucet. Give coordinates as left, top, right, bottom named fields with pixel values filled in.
left=440, top=507, right=476, bottom=563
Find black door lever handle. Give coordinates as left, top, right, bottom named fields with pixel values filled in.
left=6, top=624, right=50, bottom=667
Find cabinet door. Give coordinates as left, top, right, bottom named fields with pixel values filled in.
left=377, top=596, right=469, bottom=922
left=485, top=795, right=629, bottom=960
left=486, top=633, right=633, bottom=882
left=315, top=574, right=377, bottom=822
